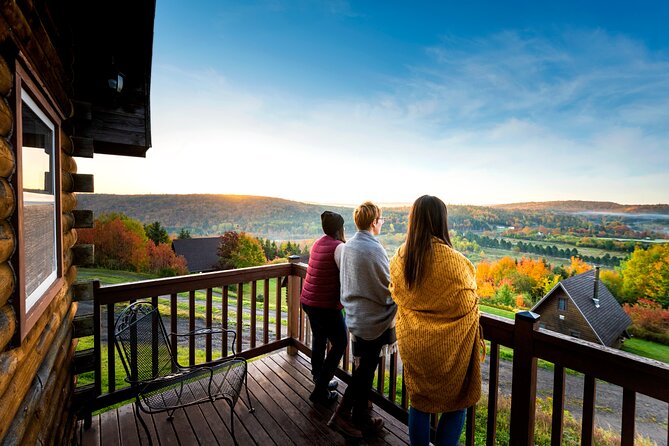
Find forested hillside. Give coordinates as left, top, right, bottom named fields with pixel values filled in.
left=492, top=200, right=669, bottom=214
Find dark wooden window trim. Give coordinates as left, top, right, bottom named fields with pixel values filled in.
left=11, top=56, right=65, bottom=343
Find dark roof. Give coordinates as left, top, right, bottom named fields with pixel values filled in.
left=172, top=237, right=220, bottom=273
left=533, top=270, right=632, bottom=346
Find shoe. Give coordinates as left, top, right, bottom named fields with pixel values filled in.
left=327, top=380, right=339, bottom=391
left=309, top=389, right=338, bottom=405
left=353, top=415, right=384, bottom=434
left=327, top=412, right=363, bottom=439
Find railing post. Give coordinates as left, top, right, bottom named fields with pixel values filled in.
left=287, top=255, right=301, bottom=356
left=510, top=311, right=540, bottom=446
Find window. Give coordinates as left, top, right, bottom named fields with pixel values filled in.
left=21, top=90, right=57, bottom=311
left=12, top=62, right=63, bottom=342
left=570, top=330, right=581, bottom=339
left=558, top=297, right=567, bottom=311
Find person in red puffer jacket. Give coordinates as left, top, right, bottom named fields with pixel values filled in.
left=301, top=211, right=347, bottom=406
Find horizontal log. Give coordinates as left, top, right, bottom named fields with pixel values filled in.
left=61, top=192, right=77, bottom=213
left=0, top=138, right=15, bottom=178
left=2, top=305, right=73, bottom=445
left=0, top=220, right=15, bottom=264
left=0, top=304, right=15, bottom=352
left=0, top=98, right=11, bottom=139
left=73, top=348, right=95, bottom=374
left=72, top=210, right=93, bottom=228
left=60, top=130, right=73, bottom=156
left=72, top=282, right=93, bottom=302
left=61, top=153, right=77, bottom=174
left=0, top=262, right=15, bottom=308
left=71, top=136, right=94, bottom=158
left=38, top=345, right=75, bottom=445
left=62, top=212, right=75, bottom=233
left=0, top=354, right=17, bottom=397
left=71, top=244, right=94, bottom=267
left=0, top=289, right=73, bottom=439
left=62, top=229, right=77, bottom=251
left=0, top=55, right=10, bottom=97
left=0, top=178, right=15, bottom=219
left=72, top=384, right=96, bottom=413
left=72, top=314, right=93, bottom=338
left=64, top=264, right=78, bottom=286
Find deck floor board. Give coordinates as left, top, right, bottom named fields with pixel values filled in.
left=79, top=351, right=410, bottom=446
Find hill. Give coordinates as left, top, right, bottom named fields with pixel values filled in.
left=76, top=194, right=354, bottom=239
left=491, top=200, right=669, bottom=214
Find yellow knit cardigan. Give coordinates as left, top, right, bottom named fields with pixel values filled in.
left=389, top=239, right=483, bottom=413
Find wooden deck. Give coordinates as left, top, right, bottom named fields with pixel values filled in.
left=77, top=351, right=410, bottom=445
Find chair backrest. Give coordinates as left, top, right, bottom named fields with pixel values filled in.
left=114, top=302, right=176, bottom=383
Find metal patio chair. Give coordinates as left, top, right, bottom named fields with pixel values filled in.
left=114, top=301, right=254, bottom=445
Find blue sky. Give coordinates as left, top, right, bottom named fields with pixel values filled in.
left=80, top=0, right=669, bottom=205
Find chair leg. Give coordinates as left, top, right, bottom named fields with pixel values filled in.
left=135, top=405, right=154, bottom=446
left=244, top=373, right=255, bottom=413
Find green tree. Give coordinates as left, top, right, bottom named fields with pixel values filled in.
left=144, top=221, right=170, bottom=245
left=177, top=228, right=192, bottom=239
left=230, top=234, right=267, bottom=268
left=620, top=244, right=669, bottom=307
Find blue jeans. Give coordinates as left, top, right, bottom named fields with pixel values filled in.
left=408, top=406, right=466, bottom=446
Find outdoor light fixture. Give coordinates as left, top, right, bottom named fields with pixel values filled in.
left=107, top=70, right=125, bottom=93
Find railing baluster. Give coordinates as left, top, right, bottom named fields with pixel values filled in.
left=107, top=303, right=115, bottom=393
left=151, top=296, right=159, bottom=377
left=222, top=285, right=228, bottom=357
left=189, top=290, right=196, bottom=366
left=401, top=369, right=408, bottom=409
left=551, top=364, right=566, bottom=446
left=388, top=353, right=397, bottom=404
left=465, top=405, right=476, bottom=446
left=170, top=293, right=177, bottom=371
left=237, top=282, right=244, bottom=354
left=250, top=281, right=257, bottom=349
left=263, top=279, right=270, bottom=344
left=621, top=389, right=636, bottom=446
left=581, top=375, right=596, bottom=446
left=275, top=277, right=282, bottom=341
left=377, top=356, right=386, bottom=394
left=206, top=288, right=213, bottom=362
left=487, top=342, right=500, bottom=446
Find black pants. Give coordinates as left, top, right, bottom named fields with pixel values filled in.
left=343, top=331, right=390, bottom=420
left=302, top=304, right=348, bottom=392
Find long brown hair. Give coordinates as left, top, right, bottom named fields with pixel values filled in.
left=403, top=195, right=452, bottom=289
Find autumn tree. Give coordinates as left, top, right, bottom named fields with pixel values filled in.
left=145, top=221, right=170, bottom=246
left=619, top=244, right=669, bottom=307
left=146, top=241, right=188, bottom=276
left=78, top=213, right=148, bottom=271
left=218, top=231, right=267, bottom=269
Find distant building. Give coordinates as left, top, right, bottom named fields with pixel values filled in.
left=172, top=237, right=221, bottom=273
left=531, top=268, right=631, bottom=348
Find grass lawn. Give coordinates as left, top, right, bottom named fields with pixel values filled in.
left=479, top=304, right=515, bottom=319
left=622, top=338, right=669, bottom=364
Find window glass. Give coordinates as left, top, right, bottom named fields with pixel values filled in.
left=558, top=297, right=567, bottom=311
left=21, top=90, right=56, bottom=311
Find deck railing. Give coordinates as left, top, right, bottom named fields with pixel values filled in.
left=85, top=258, right=669, bottom=446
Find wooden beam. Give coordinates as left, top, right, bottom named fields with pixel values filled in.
left=0, top=304, right=15, bottom=352
left=71, top=244, right=94, bottom=267
left=72, top=174, right=94, bottom=192
left=0, top=262, right=15, bottom=308
left=72, top=314, right=94, bottom=338
left=0, top=178, right=15, bottom=220
left=71, top=136, right=94, bottom=158
left=0, top=220, right=15, bottom=264
left=73, top=348, right=95, bottom=375
left=72, top=209, right=93, bottom=228
left=72, top=282, right=94, bottom=302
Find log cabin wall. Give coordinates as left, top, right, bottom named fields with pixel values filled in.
left=0, top=2, right=84, bottom=444
left=534, top=287, right=600, bottom=344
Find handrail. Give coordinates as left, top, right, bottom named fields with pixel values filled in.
left=87, top=261, right=669, bottom=446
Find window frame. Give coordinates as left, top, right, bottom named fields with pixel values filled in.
left=11, top=60, right=64, bottom=343
left=557, top=297, right=568, bottom=311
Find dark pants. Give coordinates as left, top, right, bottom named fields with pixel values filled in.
left=302, top=304, right=348, bottom=392
left=343, top=332, right=388, bottom=420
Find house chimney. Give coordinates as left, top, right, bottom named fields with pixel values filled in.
left=593, top=266, right=600, bottom=308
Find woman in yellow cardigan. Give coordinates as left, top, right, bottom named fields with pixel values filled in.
left=390, top=195, right=483, bottom=446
